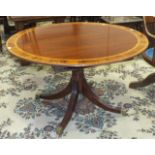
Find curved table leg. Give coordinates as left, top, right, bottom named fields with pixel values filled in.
left=37, top=80, right=72, bottom=100
left=56, top=82, right=79, bottom=136
left=129, top=73, right=155, bottom=89
left=37, top=68, right=122, bottom=136
left=82, top=79, right=121, bottom=113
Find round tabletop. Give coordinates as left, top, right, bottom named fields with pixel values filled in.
left=6, top=22, right=149, bottom=67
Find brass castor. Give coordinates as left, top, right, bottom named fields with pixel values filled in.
left=56, top=126, right=63, bottom=136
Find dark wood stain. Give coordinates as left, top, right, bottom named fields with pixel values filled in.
left=6, top=22, right=149, bottom=67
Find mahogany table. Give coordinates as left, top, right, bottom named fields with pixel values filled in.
left=6, top=22, right=148, bottom=136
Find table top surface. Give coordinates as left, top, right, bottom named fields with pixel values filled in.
left=101, top=16, right=143, bottom=24
left=6, top=22, right=148, bottom=67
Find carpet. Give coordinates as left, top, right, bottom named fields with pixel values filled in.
left=1, top=45, right=155, bottom=139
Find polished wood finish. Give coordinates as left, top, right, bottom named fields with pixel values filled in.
left=9, top=16, right=66, bottom=66
left=7, top=22, right=148, bottom=67
left=37, top=69, right=121, bottom=135
left=6, top=22, right=149, bottom=136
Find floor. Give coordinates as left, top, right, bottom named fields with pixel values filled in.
left=1, top=41, right=155, bottom=138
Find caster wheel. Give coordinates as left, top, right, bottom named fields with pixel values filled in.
left=56, top=126, right=64, bottom=136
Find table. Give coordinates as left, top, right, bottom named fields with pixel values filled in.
left=101, top=16, right=143, bottom=31
left=6, top=22, right=148, bottom=136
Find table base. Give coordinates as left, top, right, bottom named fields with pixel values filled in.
left=37, top=69, right=121, bottom=136
left=129, top=72, right=155, bottom=88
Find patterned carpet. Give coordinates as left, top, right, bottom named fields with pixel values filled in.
left=1, top=44, right=155, bottom=139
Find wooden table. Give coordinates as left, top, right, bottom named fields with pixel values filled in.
left=6, top=22, right=148, bottom=136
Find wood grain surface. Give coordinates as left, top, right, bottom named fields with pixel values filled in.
left=6, top=22, right=149, bottom=67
